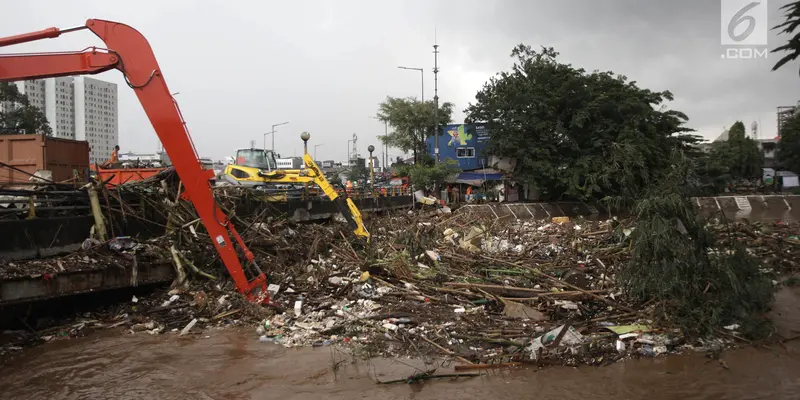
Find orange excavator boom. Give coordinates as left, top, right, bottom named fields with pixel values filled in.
left=0, top=20, right=269, bottom=302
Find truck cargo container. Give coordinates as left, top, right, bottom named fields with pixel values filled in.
left=0, top=134, right=89, bottom=184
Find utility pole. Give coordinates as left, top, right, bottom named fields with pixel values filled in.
left=314, top=143, right=324, bottom=160
left=265, top=121, right=289, bottom=151
left=433, top=42, right=440, bottom=163
left=398, top=66, right=424, bottom=102
left=370, top=116, right=390, bottom=174
left=383, top=121, right=388, bottom=173
left=346, top=133, right=357, bottom=166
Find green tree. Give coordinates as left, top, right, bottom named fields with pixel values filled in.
left=709, top=121, right=764, bottom=182
left=376, top=97, right=454, bottom=163
left=777, top=113, right=800, bottom=172
left=0, top=82, right=52, bottom=135
left=394, top=159, right=460, bottom=189
left=772, top=1, right=800, bottom=74
left=465, top=45, right=695, bottom=203
left=347, top=164, right=369, bottom=183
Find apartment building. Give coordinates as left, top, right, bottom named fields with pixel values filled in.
left=3, top=77, right=118, bottom=164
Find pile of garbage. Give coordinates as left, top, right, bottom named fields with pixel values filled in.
left=3, top=174, right=799, bottom=367
left=220, top=212, right=797, bottom=367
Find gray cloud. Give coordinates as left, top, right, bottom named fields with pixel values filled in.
left=1, top=0, right=798, bottom=162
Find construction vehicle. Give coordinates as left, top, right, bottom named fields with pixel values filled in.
left=222, top=146, right=369, bottom=239
left=0, top=19, right=273, bottom=303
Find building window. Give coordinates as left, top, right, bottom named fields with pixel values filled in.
left=456, top=147, right=476, bottom=158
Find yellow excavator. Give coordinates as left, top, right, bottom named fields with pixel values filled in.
left=221, top=144, right=369, bottom=239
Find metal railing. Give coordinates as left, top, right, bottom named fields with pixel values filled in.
left=249, top=185, right=413, bottom=203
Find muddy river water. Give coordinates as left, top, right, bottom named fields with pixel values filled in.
left=2, top=287, right=800, bottom=400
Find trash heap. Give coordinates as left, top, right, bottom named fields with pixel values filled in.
left=230, top=212, right=798, bottom=367
left=3, top=171, right=798, bottom=367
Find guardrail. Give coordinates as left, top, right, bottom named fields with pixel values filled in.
left=247, top=185, right=413, bottom=202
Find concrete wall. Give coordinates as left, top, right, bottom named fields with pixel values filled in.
left=455, top=195, right=800, bottom=222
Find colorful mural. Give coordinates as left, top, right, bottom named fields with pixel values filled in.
left=428, top=123, right=491, bottom=170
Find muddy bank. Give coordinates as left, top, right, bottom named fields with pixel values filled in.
left=1, top=286, right=798, bottom=400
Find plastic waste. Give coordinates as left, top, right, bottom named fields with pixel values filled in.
left=528, top=325, right=585, bottom=359
left=382, top=323, right=399, bottom=331
left=294, top=295, right=304, bottom=317
left=180, top=318, right=198, bottom=336
left=108, top=236, right=137, bottom=252
left=161, top=294, right=180, bottom=307
left=81, top=238, right=101, bottom=251
left=357, top=281, right=379, bottom=299
left=267, top=284, right=281, bottom=298
left=425, top=250, right=440, bottom=261
left=312, top=339, right=334, bottom=347
left=259, top=335, right=284, bottom=344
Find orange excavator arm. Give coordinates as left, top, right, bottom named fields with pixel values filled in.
left=0, top=20, right=269, bottom=303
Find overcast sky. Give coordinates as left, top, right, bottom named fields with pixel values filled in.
left=2, top=0, right=798, bottom=162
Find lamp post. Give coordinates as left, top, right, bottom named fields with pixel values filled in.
left=398, top=66, right=424, bottom=102
left=264, top=121, right=289, bottom=151
left=300, top=131, right=311, bottom=155
left=368, top=145, right=375, bottom=192
left=370, top=116, right=389, bottom=174
left=346, top=139, right=353, bottom=166
left=313, top=143, right=324, bottom=160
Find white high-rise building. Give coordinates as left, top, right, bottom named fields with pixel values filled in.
left=3, top=76, right=118, bottom=164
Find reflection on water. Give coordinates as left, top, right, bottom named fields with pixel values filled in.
left=2, top=287, right=800, bottom=400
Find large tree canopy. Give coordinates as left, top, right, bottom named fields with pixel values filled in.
left=376, top=97, right=453, bottom=163
left=709, top=121, right=764, bottom=182
left=465, top=45, right=697, bottom=202
left=0, top=82, right=52, bottom=135
left=777, top=113, right=800, bottom=172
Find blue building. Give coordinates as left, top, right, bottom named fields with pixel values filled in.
left=426, top=123, right=490, bottom=171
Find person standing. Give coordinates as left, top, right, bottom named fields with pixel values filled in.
left=104, top=145, right=120, bottom=168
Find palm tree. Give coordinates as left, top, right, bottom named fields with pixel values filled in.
left=773, top=1, right=800, bottom=73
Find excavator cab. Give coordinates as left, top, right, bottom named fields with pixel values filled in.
left=236, top=148, right=277, bottom=171
left=222, top=148, right=280, bottom=185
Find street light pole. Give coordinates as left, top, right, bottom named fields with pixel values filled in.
left=346, top=139, right=353, bottom=166
left=313, top=143, right=324, bottom=160
left=370, top=116, right=390, bottom=173
left=301, top=132, right=311, bottom=155
left=433, top=43, right=440, bottom=163
left=368, top=145, right=375, bottom=192
left=267, top=121, right=289, bottom=151
left=398, top=66, right=424, bottom=102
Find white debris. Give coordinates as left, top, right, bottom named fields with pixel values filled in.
left=328, top=277, right=344, bottom=286
left=554, top=300, right=579, bottom=310
left=180, top=318, right=198, bottom=336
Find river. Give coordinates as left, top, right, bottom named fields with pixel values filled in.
left=1, top=286, right=799, bottom=400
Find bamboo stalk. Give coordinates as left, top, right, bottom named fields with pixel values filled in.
left=420, top=336, right=473, bottom=364
left=454, top=363, right=521, bottom=371
left=87, top=184, right=108, bottom=241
